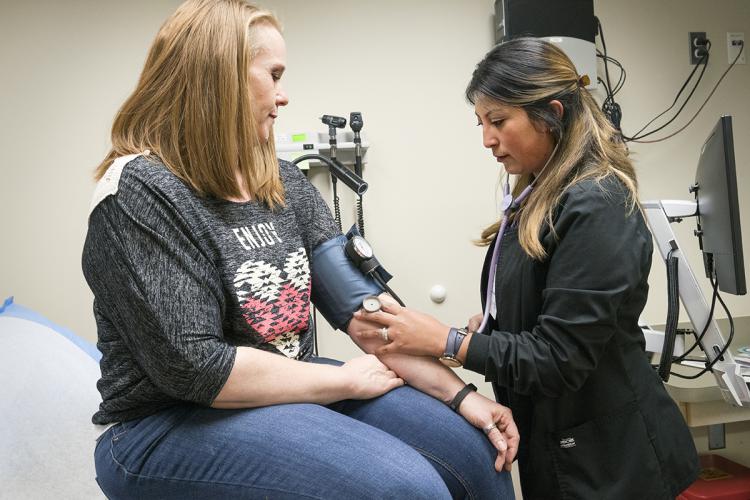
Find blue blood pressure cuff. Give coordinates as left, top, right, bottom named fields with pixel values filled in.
left=311, top=233, right=384, bottom=331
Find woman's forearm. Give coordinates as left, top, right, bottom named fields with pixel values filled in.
left=378, top=353, right=465, bottom=404
left=212, top=346, right=353, bottom=408
left=347, top=316, right=465, bottom=403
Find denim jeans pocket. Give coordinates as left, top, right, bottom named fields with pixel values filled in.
left=94, top=424, right=113, bottom=444
left=110, top=421, right=132, bottom=442
left=110, top=406, right=199, bottom=476
left=108, top=419, right=147, bottom=474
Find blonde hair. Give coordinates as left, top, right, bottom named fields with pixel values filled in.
left=95, top=0, right=285, bottom=207
left=467, top=37, right=637, bottom=260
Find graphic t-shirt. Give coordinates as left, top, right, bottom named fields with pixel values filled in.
left=82, top=155, right=339, bottom=424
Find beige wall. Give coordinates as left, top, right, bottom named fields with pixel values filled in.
left=1, top=0, right=749, bottom=481
left=592, top=0, right=750, bottom=326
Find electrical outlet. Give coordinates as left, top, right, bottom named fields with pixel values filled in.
left=688, top=32, right=708, bottom=64
left=727, top=32, right=746, bottom=64
left=689, top=32, right=708, bottom=64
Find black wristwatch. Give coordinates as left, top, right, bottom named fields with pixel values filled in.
left=449, top=383, right=477, bottom=412
left=439, top=327, right=468, bottom=367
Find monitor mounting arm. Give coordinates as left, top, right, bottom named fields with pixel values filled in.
left=642, top=199, right=750, bottom=407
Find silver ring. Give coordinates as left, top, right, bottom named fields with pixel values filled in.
left=380, top=327, right=389, bottom=342
left=482, top=423, right=498, bottom=435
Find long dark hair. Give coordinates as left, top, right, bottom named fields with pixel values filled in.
left=467, top=37, right=637, bottom=259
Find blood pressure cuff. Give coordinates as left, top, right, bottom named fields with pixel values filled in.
left=311, top=234, right=383, bottom=331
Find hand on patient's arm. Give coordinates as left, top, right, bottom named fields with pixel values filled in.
left=348, top=314, right=461, bottom=399
left=212, top=346, right=403, bottom=409
left=352, top=296, right=449, bottom=358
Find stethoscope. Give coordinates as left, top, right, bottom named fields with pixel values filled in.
left=476, top=142, right=559, bottom=334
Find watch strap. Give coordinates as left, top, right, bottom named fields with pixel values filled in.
left=444, top=327, right=467, bottom=358
left=443, top=327, right=457, bottom=358
left=449, top=383, right=477, bottom=412
left=453, top=327, right=468, bottom=355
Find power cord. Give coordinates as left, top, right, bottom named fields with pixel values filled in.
left=671, top=276, right=719, bottom=364
left=624, top=44, right=710, bottom=142
left=597, top=52, right=626, bottom=95
left=595, top=16, right=624, bottom=135
left=632, top=40, right=744, bottom=144
left=670, top=273, right=736, bottom=379
left=595, top=19, right=744, bottom=144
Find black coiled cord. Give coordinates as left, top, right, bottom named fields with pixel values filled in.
left=332, top=177, right=342, bottom=231
left=356, top=196, right=365, bottom=237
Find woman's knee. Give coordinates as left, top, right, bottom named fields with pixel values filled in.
left=350, top=452, right=451, bottom=500
left=341, top=387, right=513, bottom=499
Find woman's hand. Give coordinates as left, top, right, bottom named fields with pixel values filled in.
left=353, top=294, right=449, bottom=358
left=467, top=313, right=483, bottom=333
left=340, top=354, right=404, bottom=399
left=458, top=392, right=519, bottom=472
left=347, top=315, right=386, bottom=355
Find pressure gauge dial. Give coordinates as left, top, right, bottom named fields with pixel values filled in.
left=345, top=235, right=374, bottom=266
left=362, top=295, right=382, bottom=313
left=350, top=236, right=373, bottom=259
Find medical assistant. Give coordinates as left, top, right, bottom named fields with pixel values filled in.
left=464, top=175, right=700, bottom=499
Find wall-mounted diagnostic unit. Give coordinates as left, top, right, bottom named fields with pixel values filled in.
left=494, top=0, right=597, bottom=89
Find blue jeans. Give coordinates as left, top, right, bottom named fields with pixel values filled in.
left=95, top=359, right=513, bottom=499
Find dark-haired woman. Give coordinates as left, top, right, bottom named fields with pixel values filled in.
left=354, top=37, right=699, bottom=499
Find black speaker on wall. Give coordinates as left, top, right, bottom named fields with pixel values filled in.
left=494, top=0, right=595, bottom=43
left=494, top=0, right=597, bottom=88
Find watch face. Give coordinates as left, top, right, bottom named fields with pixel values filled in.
left=352, top=236, right=373, bottom=259
left=439, top=356, right=462, bottom=368
left=362, top=295, right=381, bottom=313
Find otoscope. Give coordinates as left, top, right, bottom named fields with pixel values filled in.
left=321, top=114, right=347, bottom=230
left=321, top=114, right=347, bottom=157
left=350, top=112, right=366, bottom=237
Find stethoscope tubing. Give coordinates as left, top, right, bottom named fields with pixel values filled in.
left=476, top=141, right=559, bottom=335
left=477, top=177, right=533, bottom=334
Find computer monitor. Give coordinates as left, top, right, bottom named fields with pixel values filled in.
left=694, top=115, right=746, bottom=295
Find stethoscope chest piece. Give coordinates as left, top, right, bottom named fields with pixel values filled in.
left=362, top=295, right=382, bottom=313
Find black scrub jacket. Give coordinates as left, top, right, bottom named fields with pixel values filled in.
left=465, top=175, right=700, bottom=500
